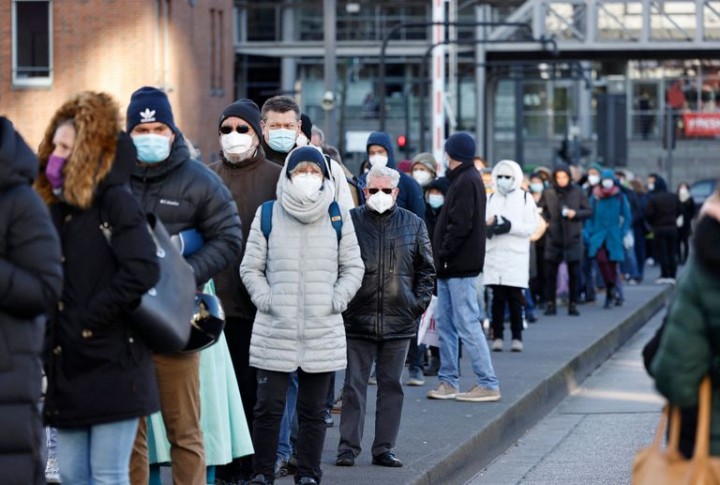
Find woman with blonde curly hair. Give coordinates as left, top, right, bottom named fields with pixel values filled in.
left=36, top=91, right=160, bottom=485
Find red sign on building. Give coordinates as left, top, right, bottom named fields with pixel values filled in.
left=683, top=113, right=720, bottom=137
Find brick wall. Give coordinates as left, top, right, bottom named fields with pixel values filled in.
left=0, top=0, right=234, bottom=163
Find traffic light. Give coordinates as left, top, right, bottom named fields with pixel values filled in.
left=397, top=135, right=407, bottom=149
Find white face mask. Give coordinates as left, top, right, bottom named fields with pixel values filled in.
left=601, top=179, right=614, bottom=189
left=366, top=191, right=395, bottom=214
left=679, top=188, right=690, bottom=202
left=588, top=174, right=600, bottom=186
left=495, top=177, right=513, bottom=194
left=292, top=173, right=323, bottom=198
left=221, top=132, right=253, bottom=154
left=369, top=154, right=388, bottom=168
left=413, top=170, right=433, bottom=186
left=295, top=133, right=309, bottom=147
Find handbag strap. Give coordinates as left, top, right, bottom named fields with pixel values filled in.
left=694, top=376, right=713, bottom=458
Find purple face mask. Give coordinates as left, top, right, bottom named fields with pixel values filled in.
left=45, top=155, right=67, bottom=189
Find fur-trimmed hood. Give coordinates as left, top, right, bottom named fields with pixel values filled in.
left=35, top=91, right=126, bottom=209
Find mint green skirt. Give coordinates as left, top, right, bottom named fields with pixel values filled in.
left=147, top=283, right=253, bottom=465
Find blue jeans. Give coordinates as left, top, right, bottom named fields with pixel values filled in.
left=437, top=277, right=499, bottom=390
left=277, top=371, right=299, bottom=460
left=475, top=273, right=487, bottom=321
left=620, top=244, right=640, bottom=280
left=56, top=418, right=139, bottom=485
left=46, top=427, right=57, bottom=459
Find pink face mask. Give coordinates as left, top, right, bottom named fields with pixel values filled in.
left=45, top=155, right=67, bottom=189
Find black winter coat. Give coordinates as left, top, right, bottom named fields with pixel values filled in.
left=44, top=134, right=161, bottom=428
left=130, top=134, right=243, bottom=286
left=433, top=163, right=487, bottom=278
left=645, top=175, right=680, bottom=233
left=0, top=118, right=63, bottom=485
left=343, top=206, right=435, bottom=340
left=538, top=184, right=591, bottom=262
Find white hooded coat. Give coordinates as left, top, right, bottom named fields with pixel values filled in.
left=483, top=159, right=539, bottom=288
left=240, top=156, right=364, bottom=373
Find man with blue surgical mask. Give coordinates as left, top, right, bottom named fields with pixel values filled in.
left=260, top=95, right=303, bottom=166
left=126, top=86, right=243, bottom=485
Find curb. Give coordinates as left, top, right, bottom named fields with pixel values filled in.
left=413, top=286, right=673, bottom=485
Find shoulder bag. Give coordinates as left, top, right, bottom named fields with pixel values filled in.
left=632, top=376, right=720, bottom=484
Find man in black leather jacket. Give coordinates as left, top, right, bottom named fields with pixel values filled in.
left=336, top=166, right=435, bottom=469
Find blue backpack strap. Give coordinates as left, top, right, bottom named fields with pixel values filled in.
left=260, top=200, right=274, bottom=241
left=328, top=201, right=343, bottom=242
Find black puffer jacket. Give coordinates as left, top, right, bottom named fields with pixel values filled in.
left=130, top=134, right=243, bottom=285
left=432, top=163, right=487, bottom=278
left=0, top=117, right=63, bottom=485
left=645, top=174, right=680, bottom=232
left=44, top=134, right=161, bottom=428
left=538, top=164, right=591, bottom=262
left=343, top=205, right=435, bottom=340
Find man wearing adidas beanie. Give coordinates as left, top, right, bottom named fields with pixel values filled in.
left=427, top=132, right=501, bottom=403
left=125, top=87, right=243, bottom=485
left=209, top=99, right=282, bottom=483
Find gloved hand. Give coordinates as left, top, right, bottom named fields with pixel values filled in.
left=486, top=223, right=496, bottom=239
left=494, top=216, right=512, bottom=236
left=623, top=231, right=634, bottom=250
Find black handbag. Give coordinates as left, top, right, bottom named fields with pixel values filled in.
left=131, top=214, right=194, bottom=352
left=100, top=212, right=195, bottom=353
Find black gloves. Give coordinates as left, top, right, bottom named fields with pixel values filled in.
left=487, top=216, right=512, bottom=239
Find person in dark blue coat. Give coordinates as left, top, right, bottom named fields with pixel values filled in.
left=362, top=132, right=425, bottom=220
left=0, top=117, right=63, bottom=485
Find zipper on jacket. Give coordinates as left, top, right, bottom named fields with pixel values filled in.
left=376, top=217, right=385, bottom=336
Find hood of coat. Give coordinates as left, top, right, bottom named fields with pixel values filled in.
left=649, top=173, right=668, bottom=193
left=35, top=91, right=123, bottom=209
left=0, top=117, right=38, bottom=190
left=366, top=131, right=396, bottom=169
left=491, top=159, right=524, bottom=194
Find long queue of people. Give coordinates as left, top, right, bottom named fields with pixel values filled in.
left=0, top=87, right=696, bottom=485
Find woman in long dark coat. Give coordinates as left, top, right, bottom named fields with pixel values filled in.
left=0, top=117, right=63, bottom=485
left=36, top=92, right=160, bottom=485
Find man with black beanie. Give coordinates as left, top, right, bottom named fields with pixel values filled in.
left=126, top=86, right=243, bottom=485
left=210, top=99, right=282, bottom=483
left=427, top=132, right=501, bottom=403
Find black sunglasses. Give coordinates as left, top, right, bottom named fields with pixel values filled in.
left=219, top=125, right=250, bottom=135
left=496, top=175, right=513, bottom=180
left=368, top=188, right=393, bottom=195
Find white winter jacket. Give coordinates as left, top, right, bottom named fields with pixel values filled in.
left=240, top=172, right=364, bottom=373
left=483, top=160, right=539, bottom=288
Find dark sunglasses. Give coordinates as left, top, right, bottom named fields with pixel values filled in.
left=219, top=125, right=250, bottom=135
left=496, top=175, right=513, bottom=180
left=368, top=188, right=393, bottom=195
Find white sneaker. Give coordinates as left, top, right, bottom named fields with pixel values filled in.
left=46, top=456, right=61, bottom=483
left=511, top=339, right=524, bottom=352
left=491, top=339, right=503, bottom=352
left=655, top=277, right=667, bottom=284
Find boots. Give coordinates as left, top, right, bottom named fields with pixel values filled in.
left=604, top=283, right=615, bottom=309
left=544, top=301, right=557, bottom=316
left=568, top=302, right=580, bottom=316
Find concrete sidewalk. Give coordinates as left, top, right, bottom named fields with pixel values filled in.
left=288, top=269, right=673, bottom=485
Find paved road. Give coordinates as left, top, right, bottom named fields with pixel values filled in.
left=467, top=312, right=665, bottom=485
left=160, top=267, right=671, bottom=484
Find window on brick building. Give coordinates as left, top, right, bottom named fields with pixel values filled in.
left=12, top=0, right=52, bottom=87
left=210, top=8, right=224, bottom=96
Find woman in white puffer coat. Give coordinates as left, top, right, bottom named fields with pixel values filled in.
left=240, top=146, right=364, bottom=485
left=483, top=159, right=539, bottom=353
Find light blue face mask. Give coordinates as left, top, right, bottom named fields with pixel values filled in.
left=268, top=129, right=297, bottom=153
left=530, top=182, right=544, bottom=193
left=133, top=134, right=171, bottom=163
left=428, top=193, right=444, bottom=209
